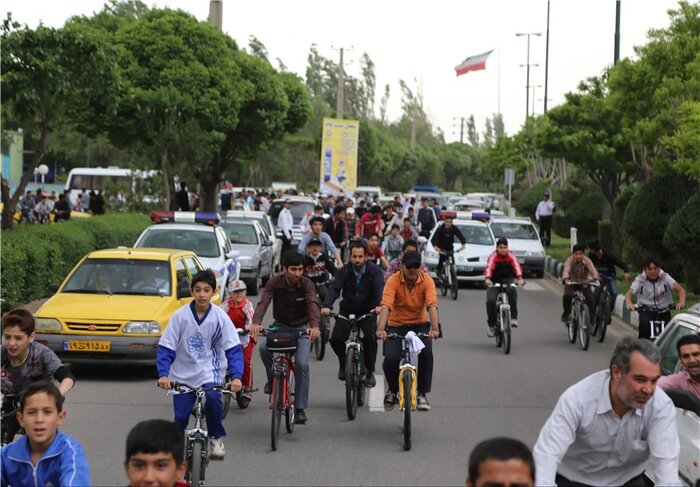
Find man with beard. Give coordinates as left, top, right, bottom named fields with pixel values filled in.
left=533, top=337, right=680, bottom=486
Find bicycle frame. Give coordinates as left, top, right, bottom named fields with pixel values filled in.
left=638, top=305, right=671, bottom=339
left=270, top=353, right=294, bottom=409
left=493, top=283, right=515, bottom=334
left=387, top=333, right=428, bottom=411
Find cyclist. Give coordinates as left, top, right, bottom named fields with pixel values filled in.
left=484, top=238, right=525, bottom=336
left=356, top=204, right=383, bottom=239
left=299, top=205, right=324, bottom=235
left=221, top=279, right=256, bottom=401
left=303, top=237, right=337, bottom=302
left=561, top=243, right=599, bottom=324
left=624, top=257, right=686, bottom=340
left=1, top=308, right=76, bottom=444
left=376, top=251, right=440, bottom=411
left=322, top=240, right=384, bottom=387
left=382, top=204, right=401, bottom=233
left=431, top=214, right=466, bottom=281
left=298, top=216, right=343, bottom=269
left=382, top=224, right=404, bottom=261
left=586, top=239, right=631, bottom=325
left=384, top=239, right=429, bottom=281
left=323, top=205, right=348, bottom=261
left=251, top=251, right=321, bottom=425
left=366, top=232, right=390, bottom=269
left=399, top=217, right=419, bottom=241
left=417, top=198, right=437, bottom=237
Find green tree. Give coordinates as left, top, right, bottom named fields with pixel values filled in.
left=466, top=114, right=479, bottom=147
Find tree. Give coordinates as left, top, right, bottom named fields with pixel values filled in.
left=466, top=114, right=479, bottom=147
left=1, top=16, right=118, bottom=229
left=662, top=100, right=700, bottom=181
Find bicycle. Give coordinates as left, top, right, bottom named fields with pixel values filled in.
left=166, top=383, right=234, bottom=487
left=491, top=282, right=519, bottom=355
left=261, top=328, right=308, bottom=451
left=637, top=305, right=671, bottom=341
left=592, top=275, right=617, bottom=343
left=437, top=250, right=458, bottom=301
left=330, top=311, right=375, bottom=420
left=311, top=286, right=331, bottom=361
left=564, top=281, right=597, bottom=351
left=1, top=395, right=23, bottom=446
left=221, top=329, right=257, bottom=417
left=385, top=331, right=431, bottom=451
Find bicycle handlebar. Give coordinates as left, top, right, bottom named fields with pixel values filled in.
left=635, top=305, right=672, bottom=313
left=564, top=279, right=600, bottom=287
left=385, top=332, right=432, bottom=340
left=167, top=383, right=235, bottom=395
left=259, top=329, right=309, bottom=337
left=330, top=311, right=376, bottom=323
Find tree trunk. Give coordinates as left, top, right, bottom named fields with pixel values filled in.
left=199, top=157, right=222, bottom=213
left=160, top=152, right=171, bottom=210
left=1, top=177, right=12, bottom=230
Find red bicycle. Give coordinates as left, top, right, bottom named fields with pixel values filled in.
left=261, top=329, right=307, bottom=451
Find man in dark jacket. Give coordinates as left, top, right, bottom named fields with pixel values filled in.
left=176, top=182, right=189, bottom=211
left=322, top=241, right=384, bottom=387
left=324, top=205, right=348, bottom=260
left=587, top=239, right=631, bottom=324
left=431, top=214, right=466, bottom=280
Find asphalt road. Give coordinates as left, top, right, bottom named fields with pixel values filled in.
left=61, top=276, right=634, bottom=486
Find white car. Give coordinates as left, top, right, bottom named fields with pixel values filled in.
left=225, top=209, right=282, bottom=271
left=134, top=211, right=240, bottom=299
left=420, top=211, right=496, bottom=283
left=490, top=216, right=546, bottom=278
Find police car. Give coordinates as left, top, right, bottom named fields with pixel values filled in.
left=419, top=210, right=496, bottom=283
left=133, top=211, right=240, bottom=298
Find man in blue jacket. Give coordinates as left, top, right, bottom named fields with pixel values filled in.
left=322, top=241, right=384, bottom=387
left=1, top=381, right=90, bottom=487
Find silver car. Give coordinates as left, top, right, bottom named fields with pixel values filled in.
left=225, top=210, right=282, bottom=271
left=219, top=219, right=274, bottom=296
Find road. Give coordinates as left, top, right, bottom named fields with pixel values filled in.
left=61, top=276, right=634, bottom=486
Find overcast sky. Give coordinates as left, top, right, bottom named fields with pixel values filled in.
left=3, top=0, right=681, bottom=141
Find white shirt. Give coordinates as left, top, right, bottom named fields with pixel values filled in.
left=159, top=303, right=240, bottom=386
left=534, top=370, right=680, bottom=487
left=278, top=207, right=294, bottom=239
left=629, top=271, right=677, bottom=309
left=535, top=199, right=555, bottom=220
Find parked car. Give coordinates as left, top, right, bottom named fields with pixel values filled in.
left=133, top=211, right=240, bottom=299
left=489, top=216, right=545, bottom=278
left=33, top=248, right=219, bottom=366
left=420, top=211, right=496, bottom=283
left=648, top=303, right=700, bottom=486
left=267, top=196, right=318, bottom=248
left=224, top=209, right=281, bottom=271
left=219, top=219, right=274, bottom=295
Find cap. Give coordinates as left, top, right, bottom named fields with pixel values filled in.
left=402, top=251, right=422, bottom=268
left=346, top=207, right=355, bottom=215
left=284, top=198, right=292, bottom=204
left=544, top=190, right=551, bottom=196
left=308, top=237, right=322, bottom=247
left=228, top=279, right=247, bottom=292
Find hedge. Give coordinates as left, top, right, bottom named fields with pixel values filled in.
left=1, top=213, right=150, bottom=311
left=663, top=191, right=700, bottom=293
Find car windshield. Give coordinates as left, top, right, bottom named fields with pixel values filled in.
left=62, top=259, right=171, bottom=296
left=221, top=222, right=259, bottom=245
left=455, top=224, right=494, bottom=246
left=491, top=222, right=539, bottom=240
left=137, top=228, right=220, bottom=258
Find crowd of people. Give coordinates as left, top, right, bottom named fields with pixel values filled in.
left=12, top=187, right=106, bottom=224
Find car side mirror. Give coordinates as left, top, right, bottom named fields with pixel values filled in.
left=262, top=240, right=273, bottom=247
left=226, top=249, right=240, bottom=259
left=48, top=283, right=60, bottom=294
left=177, top=279, right=191, bottom=300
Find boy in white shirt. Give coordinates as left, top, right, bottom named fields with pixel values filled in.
left=157, top=269, right=244, bottom=460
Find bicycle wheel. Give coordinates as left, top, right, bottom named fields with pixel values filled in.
left=285, top=368, right=296, bottom=433
left=440, top=269, right=448, bottom=296
left=597, top=296, right=610, bottom=343
left=502, top=309, right=511, bottom=355
left=495, top=304, right=503, bottom=347
left=221, top=390, right=232, bottom=418
left=314, top=316, right=328, bottom=360
left=345, top=348, right=358, bottom=420
left=402, top=369, right=412, bottom=451
left=567, top=310, right=577, bottom=343
left=189, top=439, right=204, bottom=487
left=450, top=266, right=458, bottom=300
left=356, top=350, right=366, bottom=407
left=578, top=304, right=590, bottom=351
left=270, top=376, right=282, bottom=451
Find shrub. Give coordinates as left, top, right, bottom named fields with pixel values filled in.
left=663, top=191, right=700, bottom=293
left=1, top=213, right=150, bottom=311
left=611, top=185, right=637, bottom=255
left=597, top=220, right=614, bottom=253
left=552, top=190, right=604, bottom=243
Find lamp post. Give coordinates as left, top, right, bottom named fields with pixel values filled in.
left=516, top=32, right=542, bottom=122
left=531, top=85, right=543, bottom=115
left=544, top=0, right=551, bottom=112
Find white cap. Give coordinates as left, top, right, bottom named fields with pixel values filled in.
left=346, top=207, right=355, bottom=215
left=228, top=279, right=247, bottom=292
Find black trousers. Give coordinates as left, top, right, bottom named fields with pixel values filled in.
left=486, top=285, right=518, bottom=327
left=554, top=473, right=651, bottom=487
left=638, top=307, right=672, bottom=340
left=329, top=315, right=377, bottom=374
left=539, top=215, right=553, bottom=246
left=563, top=285, right=595, bottom=322
left=382, top=324, right=433, bottom=395
left=281, top=234, right=292, bottom=253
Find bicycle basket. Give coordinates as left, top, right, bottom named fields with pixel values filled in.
left=266, top=331, right=299, bottom=352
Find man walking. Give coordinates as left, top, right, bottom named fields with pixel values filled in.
left=535, top=190, right=555, bottom=247
left=277, top=199, right=294, bottom=253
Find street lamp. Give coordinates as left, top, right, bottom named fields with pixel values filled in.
left=516, top=32, right=542, bottom=122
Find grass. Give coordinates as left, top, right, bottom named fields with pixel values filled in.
left=545, top=233, right=572, bottom=263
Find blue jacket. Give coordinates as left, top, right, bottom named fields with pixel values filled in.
left=324, top=262, right=384, bottom=315
left=1, top=430, right=90, bottom=487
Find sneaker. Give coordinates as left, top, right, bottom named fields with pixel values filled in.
left=511, top=319, right=518, bottom=328
left=487, top=326, right=496, bottom=337
left=263, top=382, right=271, bottom=395
left=240, top=391, right=252, bottom=402
left=384, top=391, right=397, bottom=411
left=365, top=373, right=376, bottom=388
left=338, top=365, right=346, bottom=382
left=294, top=409, right=307, bottom=424
left=417, top=394, right=431, bottom=411
left=210, top=437, right=225, bottom=459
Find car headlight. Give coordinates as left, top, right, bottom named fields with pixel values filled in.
left=123, top=321, right=161, bottom=334
left=35, top=318, right=62, bottom=333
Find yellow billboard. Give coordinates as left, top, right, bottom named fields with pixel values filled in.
left=319, top=117, right=359, bottom=197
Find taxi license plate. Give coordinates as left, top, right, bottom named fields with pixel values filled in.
left=456, top=265, right=473, bottom=272
left=63, top=341, right=111, bottom=352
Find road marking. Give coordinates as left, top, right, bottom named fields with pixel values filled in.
left=369, top=374, right=386, bottom=412
left=522, top=282, right=544, bottom=291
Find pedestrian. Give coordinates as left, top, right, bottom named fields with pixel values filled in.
left=467, top=437, right=535, bottom=487
left=92, top=190, right=106, bottom=215
left=123, top=419, right=187, bottom=487
left=535, top=190, right=555, bottom=247
left=176, top=182, right=190, bottom=211
left=277, top=198, right=294, bottom=252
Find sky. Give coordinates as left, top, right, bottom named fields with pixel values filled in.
left=3, top=0, right=682, bottom=141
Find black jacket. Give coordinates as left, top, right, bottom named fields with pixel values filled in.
left=324, top=262, right=384, bottom=315
left=304, top=252, right=337, bottom=285
left=323, top=217, right=347, bottom=245
left=431, top=224, right=466, bottom=251
left=589, top=251, right=628, bottom=276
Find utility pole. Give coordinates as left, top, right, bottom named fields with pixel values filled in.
left=331, top=46, right=353, bottom=120
left=531, top=85, right=542, bottom=116
left=208, top=0, right=222, bottom=29
left=516, top=32, right=541, bottom=123
left=614, top=0, right=621, bottom=64
left=452, top=117, right=465, bottom=144
left=544, top=0, right=551, bottom=112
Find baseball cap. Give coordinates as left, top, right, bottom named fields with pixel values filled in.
left=544, top=190, right=551, bottom=196
left=308, top=237, right=322, bottom=247
left=228, top=279, right=247, bottom=292
left=284, top=198, right=292, bottom=204
left=402, top=251, right=422, bottom=269
left=346, top=207, right=355, bottom=215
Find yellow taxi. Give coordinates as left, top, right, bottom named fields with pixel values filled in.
left=34, top=248, right=222, bottom=365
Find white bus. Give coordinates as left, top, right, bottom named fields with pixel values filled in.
left=65, top=167, right=158, bottom=203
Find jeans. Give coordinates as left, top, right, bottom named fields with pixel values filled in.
left=173, top=382, right=225, bottom=438
left=259, top=323, right=311, bottom=409
left=329, top=314, right=377, bottom=374
left=382, top=324, right=433, bottom=395
left=486, top=285, right=518, bottom=327
left=594, top=273, right=618, bottom=308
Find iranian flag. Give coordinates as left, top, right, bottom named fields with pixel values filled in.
left=454, top=50, right=493, bottom=76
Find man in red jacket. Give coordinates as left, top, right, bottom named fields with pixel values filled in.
left=356, top=204, right=384, bottom=239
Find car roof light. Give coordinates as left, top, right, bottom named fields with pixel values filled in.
left=150, top=211, right=220, bottom=225
left=438, top=210, right=457, bottom=220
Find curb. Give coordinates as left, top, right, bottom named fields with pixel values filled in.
left=544, top=255, right=638, bottom=331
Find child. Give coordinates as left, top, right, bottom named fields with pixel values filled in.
left=157, top=269, right=244, bottom=460
left=366, top=232, right=389, bottom=269
left=303, top=237, right=337, bottom=302
left=381, top=224, right=404, bottom=262
left=561, top=243, right=599, bottom=324
left=221, top=279, right=256, bottom=400
left=1, top=308, right=75, bottom=444
left=0, top=381, right=90, bottom=486
left=399, top=217, right=418, bottom=241
left=124, top=419, right=188, bottom=487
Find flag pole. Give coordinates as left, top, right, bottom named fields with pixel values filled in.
left=497, top=47, right=501, bottom=115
